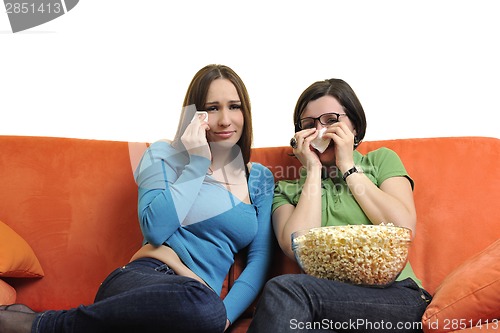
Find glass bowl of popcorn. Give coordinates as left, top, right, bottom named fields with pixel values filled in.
left=291, top=224, right=411, bottom=287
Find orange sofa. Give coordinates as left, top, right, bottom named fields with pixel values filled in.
left=1, top=135, right=499, bottom=332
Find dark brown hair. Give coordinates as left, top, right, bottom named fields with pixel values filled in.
left=174, top=64, right=253, bottom=164
left=293, top=78, right=367, bottom=147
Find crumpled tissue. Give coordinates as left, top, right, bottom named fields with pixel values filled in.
left=310, top=128, right=331, bottom=153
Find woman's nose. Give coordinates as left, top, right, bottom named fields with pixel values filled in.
left=315, top=120, right=324, bottom=131
left=217, top=109, right=231, bottom=127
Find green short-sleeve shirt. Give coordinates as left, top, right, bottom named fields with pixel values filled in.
left=273, top=147, right=422, bottom=287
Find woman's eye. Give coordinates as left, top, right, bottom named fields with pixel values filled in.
left=205, top=106, right=218, bottom=112
left=230, top=104, right=242, bottom=110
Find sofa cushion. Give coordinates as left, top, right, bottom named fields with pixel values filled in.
left=422, top=239, right=500, bottom=333
left=0, top=220, right=44, bottom=278
left=0, top=279, right=16, bottom=305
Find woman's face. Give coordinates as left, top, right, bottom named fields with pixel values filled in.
left=204, top=79, right=244, bottom=146
left=301, top=95, right=356, bottom=164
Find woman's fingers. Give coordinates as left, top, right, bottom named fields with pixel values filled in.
left=292, top=129, right=322, bottom=167
left=181, top=116, right=211, bottom=159
left=322, top=123, right=355, bottom=170
left=293, top=129, right=316, bottom=150
left=323, top=123, right=354, bottom=147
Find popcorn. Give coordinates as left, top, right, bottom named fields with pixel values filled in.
left=310, top=127, right=330, bottom=153
left=292, top=224, right=411, bottom=286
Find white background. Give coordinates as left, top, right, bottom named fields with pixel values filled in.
left=1, top=0, right=498, bottom=147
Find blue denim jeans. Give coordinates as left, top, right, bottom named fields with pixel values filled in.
left=247, top=274, right=432, bottom=333
left=31, top=258, right=226, bottom=333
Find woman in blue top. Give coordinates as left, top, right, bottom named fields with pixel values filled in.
left=0, top=64, right=274, bottom=333
left=247, top=78, right=431, bottom=333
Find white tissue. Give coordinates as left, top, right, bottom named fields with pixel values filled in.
left=310, top=128, right=331, bottom=153
left=191, top=111, right=208, bottom=123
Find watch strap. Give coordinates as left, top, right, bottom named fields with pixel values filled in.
left=342, top=166, right=358, bottom=181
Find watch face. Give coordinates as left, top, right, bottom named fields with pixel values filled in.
left=343, top=166, right=358, bottom=181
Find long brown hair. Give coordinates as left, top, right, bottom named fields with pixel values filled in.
left=173, top=64, right=253, bottom=164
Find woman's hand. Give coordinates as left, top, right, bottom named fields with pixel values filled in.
left=291, top=128, right=322, bottom=171
left=181, top=113, right=211, bottom=160
left=322, top=122, right=356, bottom=173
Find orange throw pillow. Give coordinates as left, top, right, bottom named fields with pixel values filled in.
left=422, top=239, right=500, bottom=333
left=0, top=279, right=16, bottom=305
left=0, top=220, right=44, bottom=278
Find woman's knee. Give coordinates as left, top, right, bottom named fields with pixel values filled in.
left=262, top=274, right=313, bottom=299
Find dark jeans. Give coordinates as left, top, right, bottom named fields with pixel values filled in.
left=247, top=274, right=432, bottom=333
left=31, top=258, right=226, bottom=333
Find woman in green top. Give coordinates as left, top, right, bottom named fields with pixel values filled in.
left=247, top=78, right=432, bottom=333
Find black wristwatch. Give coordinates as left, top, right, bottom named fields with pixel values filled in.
left=342, top=166, right=361, bottom=182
